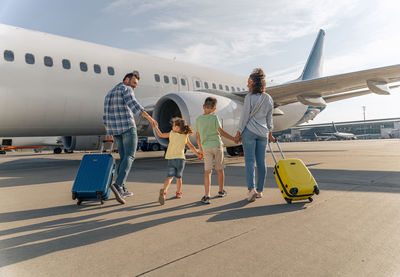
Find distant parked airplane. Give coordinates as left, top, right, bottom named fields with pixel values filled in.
left=318, top=122, right=357, bottom=140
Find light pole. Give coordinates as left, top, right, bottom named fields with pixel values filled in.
left=362, top=106, right=366, bottom=136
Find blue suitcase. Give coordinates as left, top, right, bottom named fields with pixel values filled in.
left=72, top=140, right=115, bottom=205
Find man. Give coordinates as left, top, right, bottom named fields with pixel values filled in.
left=103, top=71, right=156, bottom=204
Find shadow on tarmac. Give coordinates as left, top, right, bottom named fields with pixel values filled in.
left=0, top=199, right=305, bottom=267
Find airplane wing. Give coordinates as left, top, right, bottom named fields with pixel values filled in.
left=265, top=64, right=400, bottom=107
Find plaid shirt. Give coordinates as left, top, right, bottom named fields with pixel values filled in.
left=103, top=82, right=144, bottom=135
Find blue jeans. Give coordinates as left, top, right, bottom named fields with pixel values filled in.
left=241, top=128, right=268, bottom=192
left=113, top=128, right=137, bottom=186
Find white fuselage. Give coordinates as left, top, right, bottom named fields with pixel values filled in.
left=0, top=24, right=308, bottom=138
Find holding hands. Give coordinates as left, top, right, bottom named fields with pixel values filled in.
left=234, top=131, right=242, bottom=144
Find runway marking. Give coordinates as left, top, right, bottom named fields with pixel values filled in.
left=135, top=228, right=257, bottom=276
left=0, top=177, right=21, bottom=180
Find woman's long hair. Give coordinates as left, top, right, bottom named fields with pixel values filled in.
left=171, top=117, right=193, bottom=135
left=249, top=68, right=266, bottom=94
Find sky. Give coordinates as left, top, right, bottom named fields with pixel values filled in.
left=1, top=0, right=399, bottom=124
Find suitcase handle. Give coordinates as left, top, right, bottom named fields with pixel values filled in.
left=267, top=140, right=285, bottom=164
left=100, top=139, right=114, bottom=154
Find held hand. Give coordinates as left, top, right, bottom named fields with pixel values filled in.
left=234, top=132, right=241, bottom=144
left=269, top=134, right=276, bottom=143
left=197, top=152, right=203, bottom=160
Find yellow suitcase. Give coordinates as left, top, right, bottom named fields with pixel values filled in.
left=268, top=141, right=320, bottom=204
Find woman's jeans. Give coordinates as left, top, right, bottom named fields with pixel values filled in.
left=113, top=127, right=138, bottom=186
left=241, top=128, right=268, bottom=192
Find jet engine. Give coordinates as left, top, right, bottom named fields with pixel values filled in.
left=62, top=135, right=104, bottom=151
left=153, top=91, right=243, bottom=152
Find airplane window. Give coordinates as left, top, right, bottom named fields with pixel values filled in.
left=195, top=81, right=201, bottom=88
left=172, top=77, right=177, bottom=85
left=164, top=75, right=169, bottom=83
left=212, top=83, right=217, bottom=89
left=44, top=56, right=53, bottom=67
left=25, top=53, right=35, bottom=64
left=242, top=88, right=245, bottom=91
left=154, top=74, right=160, bottom=82
left=204, top=82, right=209, bottom=89
left=219, top=84, right=223, bottom=90
left=107, top=66, right=115, bottom=76
left=4, top=50, right=14, bottom=62
left=225, top=85, right=229, bottom=91
left=181, top=79, right=186, bottom=86
left=237, top=87, right=240, bottom=91
left=80, top=62, right=88, bottom=72
left=62, top=59, right=71, bottom=69
left=231, top=86, right=235, bottom=92
left=94, top=64, right=101, bottom=74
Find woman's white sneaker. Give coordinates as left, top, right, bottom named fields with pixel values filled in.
left=248, top=189, right=257, bottom=202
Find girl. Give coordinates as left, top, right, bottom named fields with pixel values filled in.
left=154, top=117, right=202, bottom=205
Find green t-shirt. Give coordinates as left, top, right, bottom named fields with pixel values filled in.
left=196, top=114, right=223, bottom=150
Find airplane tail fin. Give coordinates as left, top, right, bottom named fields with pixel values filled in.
left=332, top=121, right=338, bottom=132
left=298, top=29, right=325, bottom=80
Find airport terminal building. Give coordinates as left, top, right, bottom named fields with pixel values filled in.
left=274, top=117, right=400, bottom=141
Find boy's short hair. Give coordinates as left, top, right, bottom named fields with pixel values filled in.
left=204, top=97, right=217, bottom=109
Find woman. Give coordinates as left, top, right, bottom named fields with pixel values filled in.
left=235, top=68, right=275, bottom=202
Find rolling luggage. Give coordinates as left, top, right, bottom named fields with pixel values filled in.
left=72, top=140, right=115, bottom=205
left=268, top=141, right=320, bottom=204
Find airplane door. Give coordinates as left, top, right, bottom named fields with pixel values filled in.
left=179, top=76, right=189, bottom=91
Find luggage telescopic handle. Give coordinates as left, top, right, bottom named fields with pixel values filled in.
left=100, top=139, right=114, bottom=154
left=267, top=140, right=285, bottom=164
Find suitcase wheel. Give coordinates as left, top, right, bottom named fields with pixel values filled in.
left=72, top=192, right=77, bottom=200
left=77, top=199, right=82, bottom=205
left=308, top=197, right=313, bottom=202
left=285, top=198, right=292, bottom=204
left=314, top=186, right=320, bottom=195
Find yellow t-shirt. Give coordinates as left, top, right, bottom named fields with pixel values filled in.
left=165, top=131, right=188, bottom=159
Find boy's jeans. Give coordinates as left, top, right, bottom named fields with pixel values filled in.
left=114, top=127, right=138, bottom=186
left=241, top=128, right=268, bottom=192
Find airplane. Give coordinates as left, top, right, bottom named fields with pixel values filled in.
left=0, top=136, right=62, bottom=154
left=1, top=24, right=400, bottom=156
left=319, top=122, right=357, bottom=140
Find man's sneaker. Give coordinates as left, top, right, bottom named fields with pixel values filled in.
left=256, top=191, right=263, bottom=198
left=247, top=189, right=257, bottom=202
left=201, top=196, right=210, bottom=204
left=159, top=189, right=166, bottom=205
left=111, top=183, right=126, bottom=204
left=176, top=191, right=182, bottom=199
left=217, top=190, right=227, bottom=198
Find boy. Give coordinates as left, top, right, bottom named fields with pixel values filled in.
left=196, top=97, right=236, bottom=204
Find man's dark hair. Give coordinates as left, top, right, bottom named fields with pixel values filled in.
left=204, top=97, right=217, bottom=109
left=123, top=71, right=140, bottom=81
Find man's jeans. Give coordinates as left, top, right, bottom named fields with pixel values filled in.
left=241, top=128, right=268, bottom=192
left=113, top=128, right=138, bottom=186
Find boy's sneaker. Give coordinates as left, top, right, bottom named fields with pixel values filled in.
left=201, top=196, right=210, bottom=204
left=217, top=190, right=227, bottom=197
left=122, top=186, right=133, bottom=197
left=247, top=189, right=257, bottom=202
left=111, top=183, right=126, bottom=204
left=122, top=191, right=133, bottom=197
left=159, top=189, right=166, bottom=205
left=256, top=191, right=263, bottom=198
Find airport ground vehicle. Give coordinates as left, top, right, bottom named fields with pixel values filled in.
left=137, top=137, right=166, bottom=152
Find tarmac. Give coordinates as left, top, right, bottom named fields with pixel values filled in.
left=0, top=139, right=399, bottom=277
